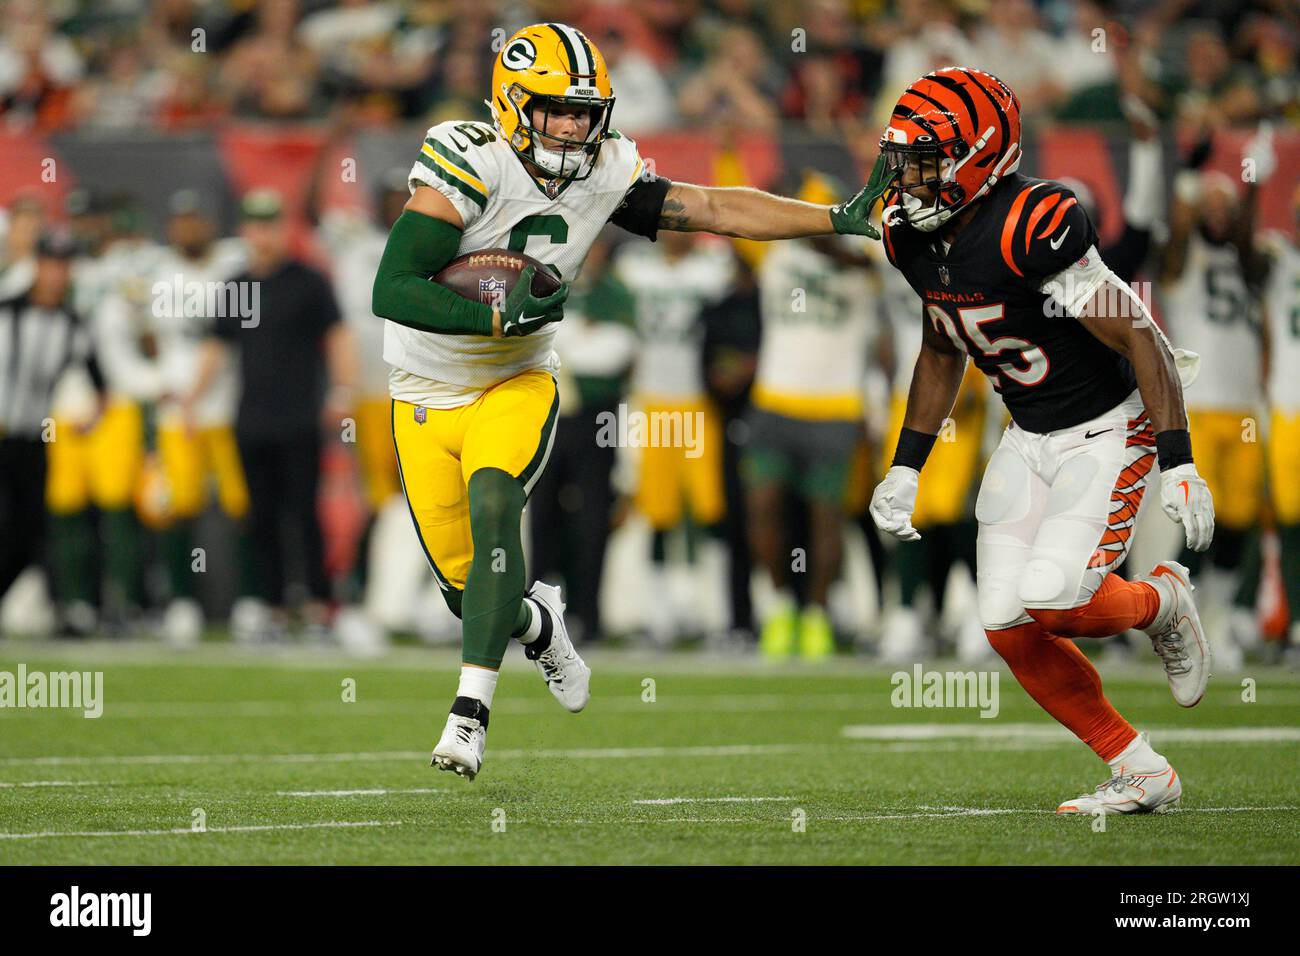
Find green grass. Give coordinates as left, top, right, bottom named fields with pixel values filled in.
left=1, top=640, right=1296, bottom=865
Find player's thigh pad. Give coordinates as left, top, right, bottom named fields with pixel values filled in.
left=392, top=398, right=474, bottom=590
left=1019, top=417, right=1143, bottom=610
left=460, top=370, right=558, bottom=496
left=974, top=433, right=1042, bottom=630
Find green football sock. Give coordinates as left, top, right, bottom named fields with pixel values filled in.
left=460, top=468, right=528, bottom=669
left=47, top=512, right=95, bottom=605
left=100, top=508, right=142, bottom=607
left=162, top=524, right=195, bottom=599
left=1280, top=525, right=1300, bottom=628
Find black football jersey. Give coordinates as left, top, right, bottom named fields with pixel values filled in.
left=883, top=172, right=1137, bottom=434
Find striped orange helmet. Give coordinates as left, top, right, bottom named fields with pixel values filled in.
left=880, top=68, right=1021, bottom=232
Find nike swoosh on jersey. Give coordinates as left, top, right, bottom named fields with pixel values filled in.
left=1049, top=226, right=1071, bottom=250
left=1084, top=428, right=1112, bottom=439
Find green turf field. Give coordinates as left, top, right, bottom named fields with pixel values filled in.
left=1, top=640, right=1296, bottom=865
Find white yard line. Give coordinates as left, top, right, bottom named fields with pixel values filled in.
left=0, top=743, right=809, bottom=767
left=10, top=693, right=882, bottom=720
left=0, top=780, right=100, bottom=788
left=0, top=820, right=405, bottom=841
left=633, top=796, right=795, bottom=806
left=277, top=788, right=445, bottom=797
left=841, top=723, right=1300, bottom=744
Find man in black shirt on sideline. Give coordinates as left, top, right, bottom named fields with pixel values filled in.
left=184, top=190, right=357, bottom=639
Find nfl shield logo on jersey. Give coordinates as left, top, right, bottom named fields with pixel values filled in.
left=939, top=265, right=950, bottom=286
left=479, top=277, right=507, bottom=310
left=414, top=406, right=427, bottom=425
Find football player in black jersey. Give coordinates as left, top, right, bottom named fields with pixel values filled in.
left=865, top=68, right=1215, bottom=815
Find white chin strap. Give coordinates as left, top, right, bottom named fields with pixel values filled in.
left=902, top=192, right=954, bottom=232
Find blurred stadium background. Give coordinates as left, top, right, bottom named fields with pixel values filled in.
left=0, top=0, right=1297, bottom=666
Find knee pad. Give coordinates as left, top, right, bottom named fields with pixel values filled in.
left=977, top=574, right=1033, bottom=631
left=1018, top=557, right=1069, bottom=607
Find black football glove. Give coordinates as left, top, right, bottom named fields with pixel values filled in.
left=829, top=154, right=892, bottom=240
left=499, top=265, right=569, bottom=337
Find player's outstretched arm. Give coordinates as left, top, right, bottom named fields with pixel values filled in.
left=659, top=156, right=890, bottom=240
left=869, top=315, right=967, bottom=542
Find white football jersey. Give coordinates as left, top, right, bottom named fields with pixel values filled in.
left=1161, top=233, right=1262, bottom=411
left=754, top=239, right=873, bottom=410
left=615, top=240, right=735, bottom=401
left=152, top=238, right=247, bottom=425
left=386, top=119, right=646, bottom=408
left=89, top=238, right=171, bottom=398
left=1263, top=232, right=1300, bottom=411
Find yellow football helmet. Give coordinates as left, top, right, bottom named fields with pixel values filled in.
left=488, top=23, right=615, bottom=184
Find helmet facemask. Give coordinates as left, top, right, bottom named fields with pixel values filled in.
left=499, top=84, right=614, bottom=184
left=881, top=137, right=969, bottom=233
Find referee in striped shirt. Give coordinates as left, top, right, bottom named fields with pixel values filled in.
left=0, top=231, right=105, bottom=609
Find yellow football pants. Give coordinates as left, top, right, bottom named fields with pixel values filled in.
left=633, top=397, right=725, bottom=530
left=1188, top=408, right=1264, bottom=530
left=392, top=370, right=557, bottom=591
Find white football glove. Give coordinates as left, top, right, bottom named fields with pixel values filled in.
left=1160, top=463, right=1215, bottom=552
left=870, top=465, right=921, bottom=541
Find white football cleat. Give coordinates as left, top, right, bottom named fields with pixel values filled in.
left=1140, top=561, right=1210, bottom=707
left=1057, top=747, right=1182, bottom=815
left=525, top=582, right=591, bottom=712
left=430, top=712, right=486, bottom=780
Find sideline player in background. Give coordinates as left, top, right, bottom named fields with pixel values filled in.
left=615, top=229, right=733, bottom=647
left=370, top=23, right=884, bottom=779
left=1252, top=169, right=1300, bottom=660
left=1158, top=156, right=1264, bottom=671
left=152, top=190, right=252, bottom=646
left=746, top=172, right=873, bottom=661
left=868, top=68, right=1214, bottom=814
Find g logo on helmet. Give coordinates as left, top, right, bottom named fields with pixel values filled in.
left=502, top=38, right=537, bottom=71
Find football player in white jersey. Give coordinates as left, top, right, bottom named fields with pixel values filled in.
left=370, top=22, right=884, bottom=778
left=154, top=190, right=250, bottom=646
left=615, top=230, right=734, bottom=646
left=747, top=172, right=874, bottom=661
left=1255, top=182, right=1300, bottom=658
left=1159, top=166, right=1265, bottom=670
left=48, top=197, right=168, bottom=632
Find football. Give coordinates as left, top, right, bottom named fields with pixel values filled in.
left=432, top=248, right=561, bottom=309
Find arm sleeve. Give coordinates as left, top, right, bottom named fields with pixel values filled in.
left=609, top=174, right=672, bottom=241
left=371, top=210, right=494, bottom=336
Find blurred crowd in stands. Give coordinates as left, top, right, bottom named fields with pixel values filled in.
left=0, top=0, right=1296, bottom=136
